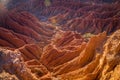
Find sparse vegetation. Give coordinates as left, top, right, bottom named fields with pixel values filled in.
left=83, top=33, right=95, bottom=39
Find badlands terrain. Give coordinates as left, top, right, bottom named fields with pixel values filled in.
left=0, top=0, right=120, bottom=80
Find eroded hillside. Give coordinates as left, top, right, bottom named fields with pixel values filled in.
left=0, top=0, right=120, bottom=80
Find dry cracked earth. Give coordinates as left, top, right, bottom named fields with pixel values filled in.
left=0, top=0, right=120, bottom=80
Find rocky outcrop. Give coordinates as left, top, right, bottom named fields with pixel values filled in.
left=0, top=11, right=55, bottom=46
left=6, top=0, right=120, bottom=34
left=0, top=47, right=53, bottom=80
left=40, top=31, right=87, bottom=70
left=0, top=71, right=19, bottom=80
left=0, top=11, right=56, bottom=61
left=99, top=29, right=120, bottom=80
left=0, top=48, right=38, bottom=80
left=49, top=2, right=120, bottom=34
left=63, top=8, right=120, bottom=34
left=40, top=29, right=120, bottom=80
left=40, top=30, right=107, bottom=79
left=0, top=8, right=58, bottom=79
left=17, top=44, right=42, bottom=61
left=1, top=0, right=120, bottom=80
left=0, top=11, right=57, bottom=80
left=1, top=29, right=120, bottom=80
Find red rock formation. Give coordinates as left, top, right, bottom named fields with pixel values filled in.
left=40, top=31, right=87, bottom=70
left=0, top=71, right=19, bottom=80
left=0, top=11, right=56, bottom=61
left=0, top=10, right=56, bottom=80
left=0, top=47, right=53, bottom=80
left=1, top=19, right=120, bottom=80
left=0, top=0, right=120, bottom=80
left=48, top=2, right=120, bottom=34
left=7, top=0, right=120, bottom=34
left=0, top=48, right=38, bottom=80
left=18, top=44, right=42, bottom=61
left=63, top=8, right=120, bottom=34
left=0, top=8, right=59, bottom=79
left=40, top=29, right=120, bottom=80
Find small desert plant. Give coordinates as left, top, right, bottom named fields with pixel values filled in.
left=83, top=33, right=95, bottom=39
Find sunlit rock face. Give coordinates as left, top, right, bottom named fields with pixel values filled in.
left=41, top=29, right=120, bottom=80
left=0, top=71, right=19, bottom=80
left=41, top=31, right=88, bottom=70
left=0, top=29, right=120, bottom=80
left=0, top=0, right=120, bottom=80
left=40, top=31, right=107, bottom=80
